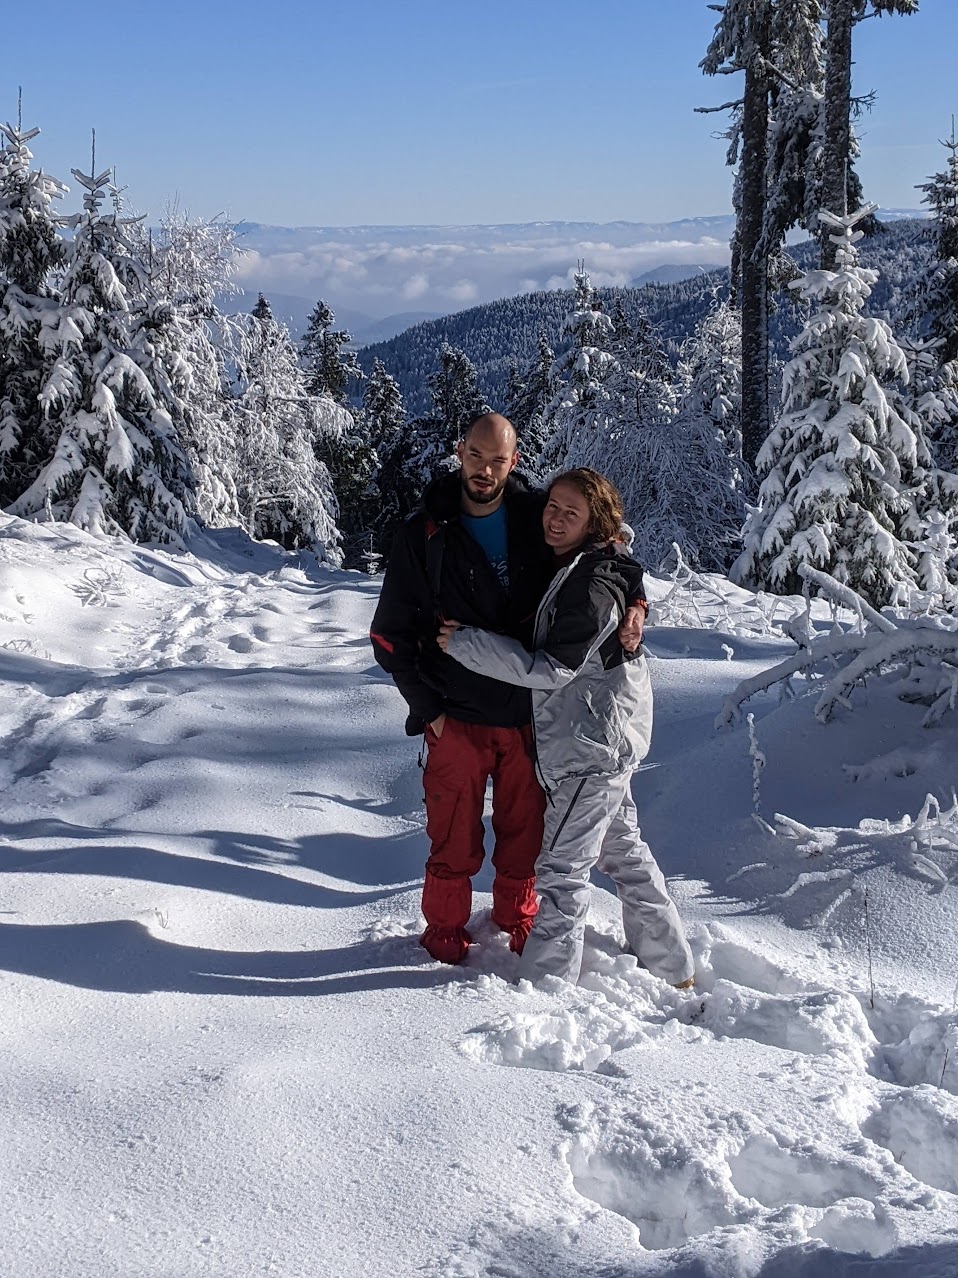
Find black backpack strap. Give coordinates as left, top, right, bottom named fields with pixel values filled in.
left=424, top=517, right=446, bottom=621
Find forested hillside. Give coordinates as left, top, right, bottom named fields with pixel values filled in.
left=356, top=218, right=932, bottom=416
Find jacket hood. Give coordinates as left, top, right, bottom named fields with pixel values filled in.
left=422, top=470, right=536, bottom=523
left=568, top=543, right=646, bottom=606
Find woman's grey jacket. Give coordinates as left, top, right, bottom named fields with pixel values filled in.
left=445, top=545, right=652, bottom=792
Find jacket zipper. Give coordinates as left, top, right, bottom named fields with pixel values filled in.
left=548, top=778, right=588, bottom=851
left=529, top=556, right=583, bottom=799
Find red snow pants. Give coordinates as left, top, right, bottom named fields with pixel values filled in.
left=420, top=719, right=544, bottom=943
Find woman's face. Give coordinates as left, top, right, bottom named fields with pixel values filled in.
left=543, top=481, right=591, bottom=555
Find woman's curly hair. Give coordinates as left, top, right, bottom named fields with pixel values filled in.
left=548, top=468, right=624, bottom=545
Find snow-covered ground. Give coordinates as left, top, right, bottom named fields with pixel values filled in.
left=2, top=515, right=958, bottom=1278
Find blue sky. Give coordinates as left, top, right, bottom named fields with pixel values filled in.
left=6, top=0, right=956, bottom=227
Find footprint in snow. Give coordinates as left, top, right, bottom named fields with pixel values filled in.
left=862, top=1086, right=958, bottom=1194
left=226, top=633, right=257, bottom=654
left=560, top=1094, right=932, bottom=1260
left=457, top=918, right=958, bottom=1265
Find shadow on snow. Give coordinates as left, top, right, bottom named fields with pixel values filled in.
left=0, top=916, right=451, bottom=997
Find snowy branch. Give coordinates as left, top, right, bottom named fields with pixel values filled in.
left=717, top=567, right=958, bottom=731
left=815, top=630, right=958, bottom=725
left=695, top=100, right=745, bottom=115
left=796, top=563, right=898, bottom=635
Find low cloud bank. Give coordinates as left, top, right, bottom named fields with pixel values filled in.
left=231, top=219, right=735, bottom=327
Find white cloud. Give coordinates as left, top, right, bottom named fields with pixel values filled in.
left=232, top=220, right=733, bottom=320
left=545, top=271, right=574, bottom=291
left=442, top=279, right=479, bottom=304
left=401, top=272, right=430, bottom=300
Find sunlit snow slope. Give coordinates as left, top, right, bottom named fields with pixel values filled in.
left=2, top=515, right=957, bottom=1278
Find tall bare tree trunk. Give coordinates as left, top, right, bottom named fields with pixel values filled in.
left=821, top=0, right=854, bottom=267
left=739, top=3, right=771, bottom=470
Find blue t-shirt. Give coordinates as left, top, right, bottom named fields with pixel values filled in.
left=461, top=505, right=509, bottom=589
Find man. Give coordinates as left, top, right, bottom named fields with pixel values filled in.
left=370, top=413, right=645, bottom=964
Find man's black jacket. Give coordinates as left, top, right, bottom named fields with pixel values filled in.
left=369, top=471, right=555, bottom=734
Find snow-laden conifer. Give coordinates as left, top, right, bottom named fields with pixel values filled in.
left=634, top=296, right=750, bottom=570
left=361, top=358, right=408, bottom=554
left=734, top=206, right=950, bottom=609
left=145, top=209, right=243, bottom=528
left=0, top=121, right=66, bottom=506
left=300, top=300, right=362, bottom=405
left=542, top=280, right=744, bottom=571
left=11, top=162, right=193, bottom=544
left=231, top=294, right=341, bottom=561
left=363, top=358, right=406, bottom=459
left=303, top=302, right=376, bottom=566
left=601, top=314, right=744, bottom=573
left=675, top=295, right=745, bottom=486
left=0, top=121, right=64, bottom=293
left=538, top=269, right=618, bottom=475
left=914, top=124, right=958, bottom=474
left=505, top=333, right=553, bottom=477
left=900, top=334, right=958, bottom=489
left=314, top=414, right=377, bottom=568
left=918, top=123, right=958, bottom=368
left=404, top=342, right=487, bottom=491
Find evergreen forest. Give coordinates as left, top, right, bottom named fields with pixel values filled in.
left=2, top=0, right=957, bottom=607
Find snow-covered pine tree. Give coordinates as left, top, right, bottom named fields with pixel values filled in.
left=565, top=302, right=743, bottom=572
left=733, top=205, right=949, bottom=609
left=300, top=299, right=361, bottom=405
left=363, top=357, right=406, bottom=458
left=11, top=160, right=194, bottom=544
left=914, top=123, right=958, bottom=474
left=538, top=268, right=618, bottom=475
left=701, top=0, right=897, bottom=463
left=894, top=333, right=958, bottom=603
left=607, top=296, right=635, bottom=363
left=639, top=295, right=750, bottom=570
left=145, top=208, right=243, bottom=528
left=231, top=294, right=341, bottom=561
left=620, top=308, right=679, bottom=425
left=504, top=332, right=553, bottom=477
left=918, top=123, right=958, bottom=368
left=360, top=358, right=411, bottom=558
left=404, top=342, right=487, bottom=491
left=899, top=333, right=958, bottom=485
left=675, top=295, right=745, bottom=487
left=536, top=278, right=737, bottom=568
left=0, top=120, right=67, bottom=507
left=299, top=299, right=371, bottom=560
left=314, top=416, right=377, bottom=568
left=607, top=407, right=752, bottom=574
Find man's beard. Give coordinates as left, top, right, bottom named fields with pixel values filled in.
left=462, top=473, right=506, bottom=505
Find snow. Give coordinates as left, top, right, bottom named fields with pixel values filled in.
left=2, top=514, right=958, bottom=1277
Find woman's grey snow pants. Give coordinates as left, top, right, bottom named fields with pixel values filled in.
left=518, top=770, right=694, bottom=987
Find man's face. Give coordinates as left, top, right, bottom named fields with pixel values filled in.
left=457, top=424, right=519, bottom=506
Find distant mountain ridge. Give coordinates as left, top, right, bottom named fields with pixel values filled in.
left=235, top=215, right=741, bottom=239
left=630, top=263, right=724, bottom=287
left=354, top=218, right=933, bottom=418
left=221, top=290, right=442, bottom=345
left=225, top=210, right=928, bottom=351
left=228, top=216, right=742, bottom=328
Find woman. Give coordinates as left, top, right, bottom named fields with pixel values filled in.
left=438, top=468, right=694, bottom=989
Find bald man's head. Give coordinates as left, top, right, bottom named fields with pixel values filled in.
left=462, top=412, right=518, bottom=451
left=457, top=413, right=520, bottom=512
